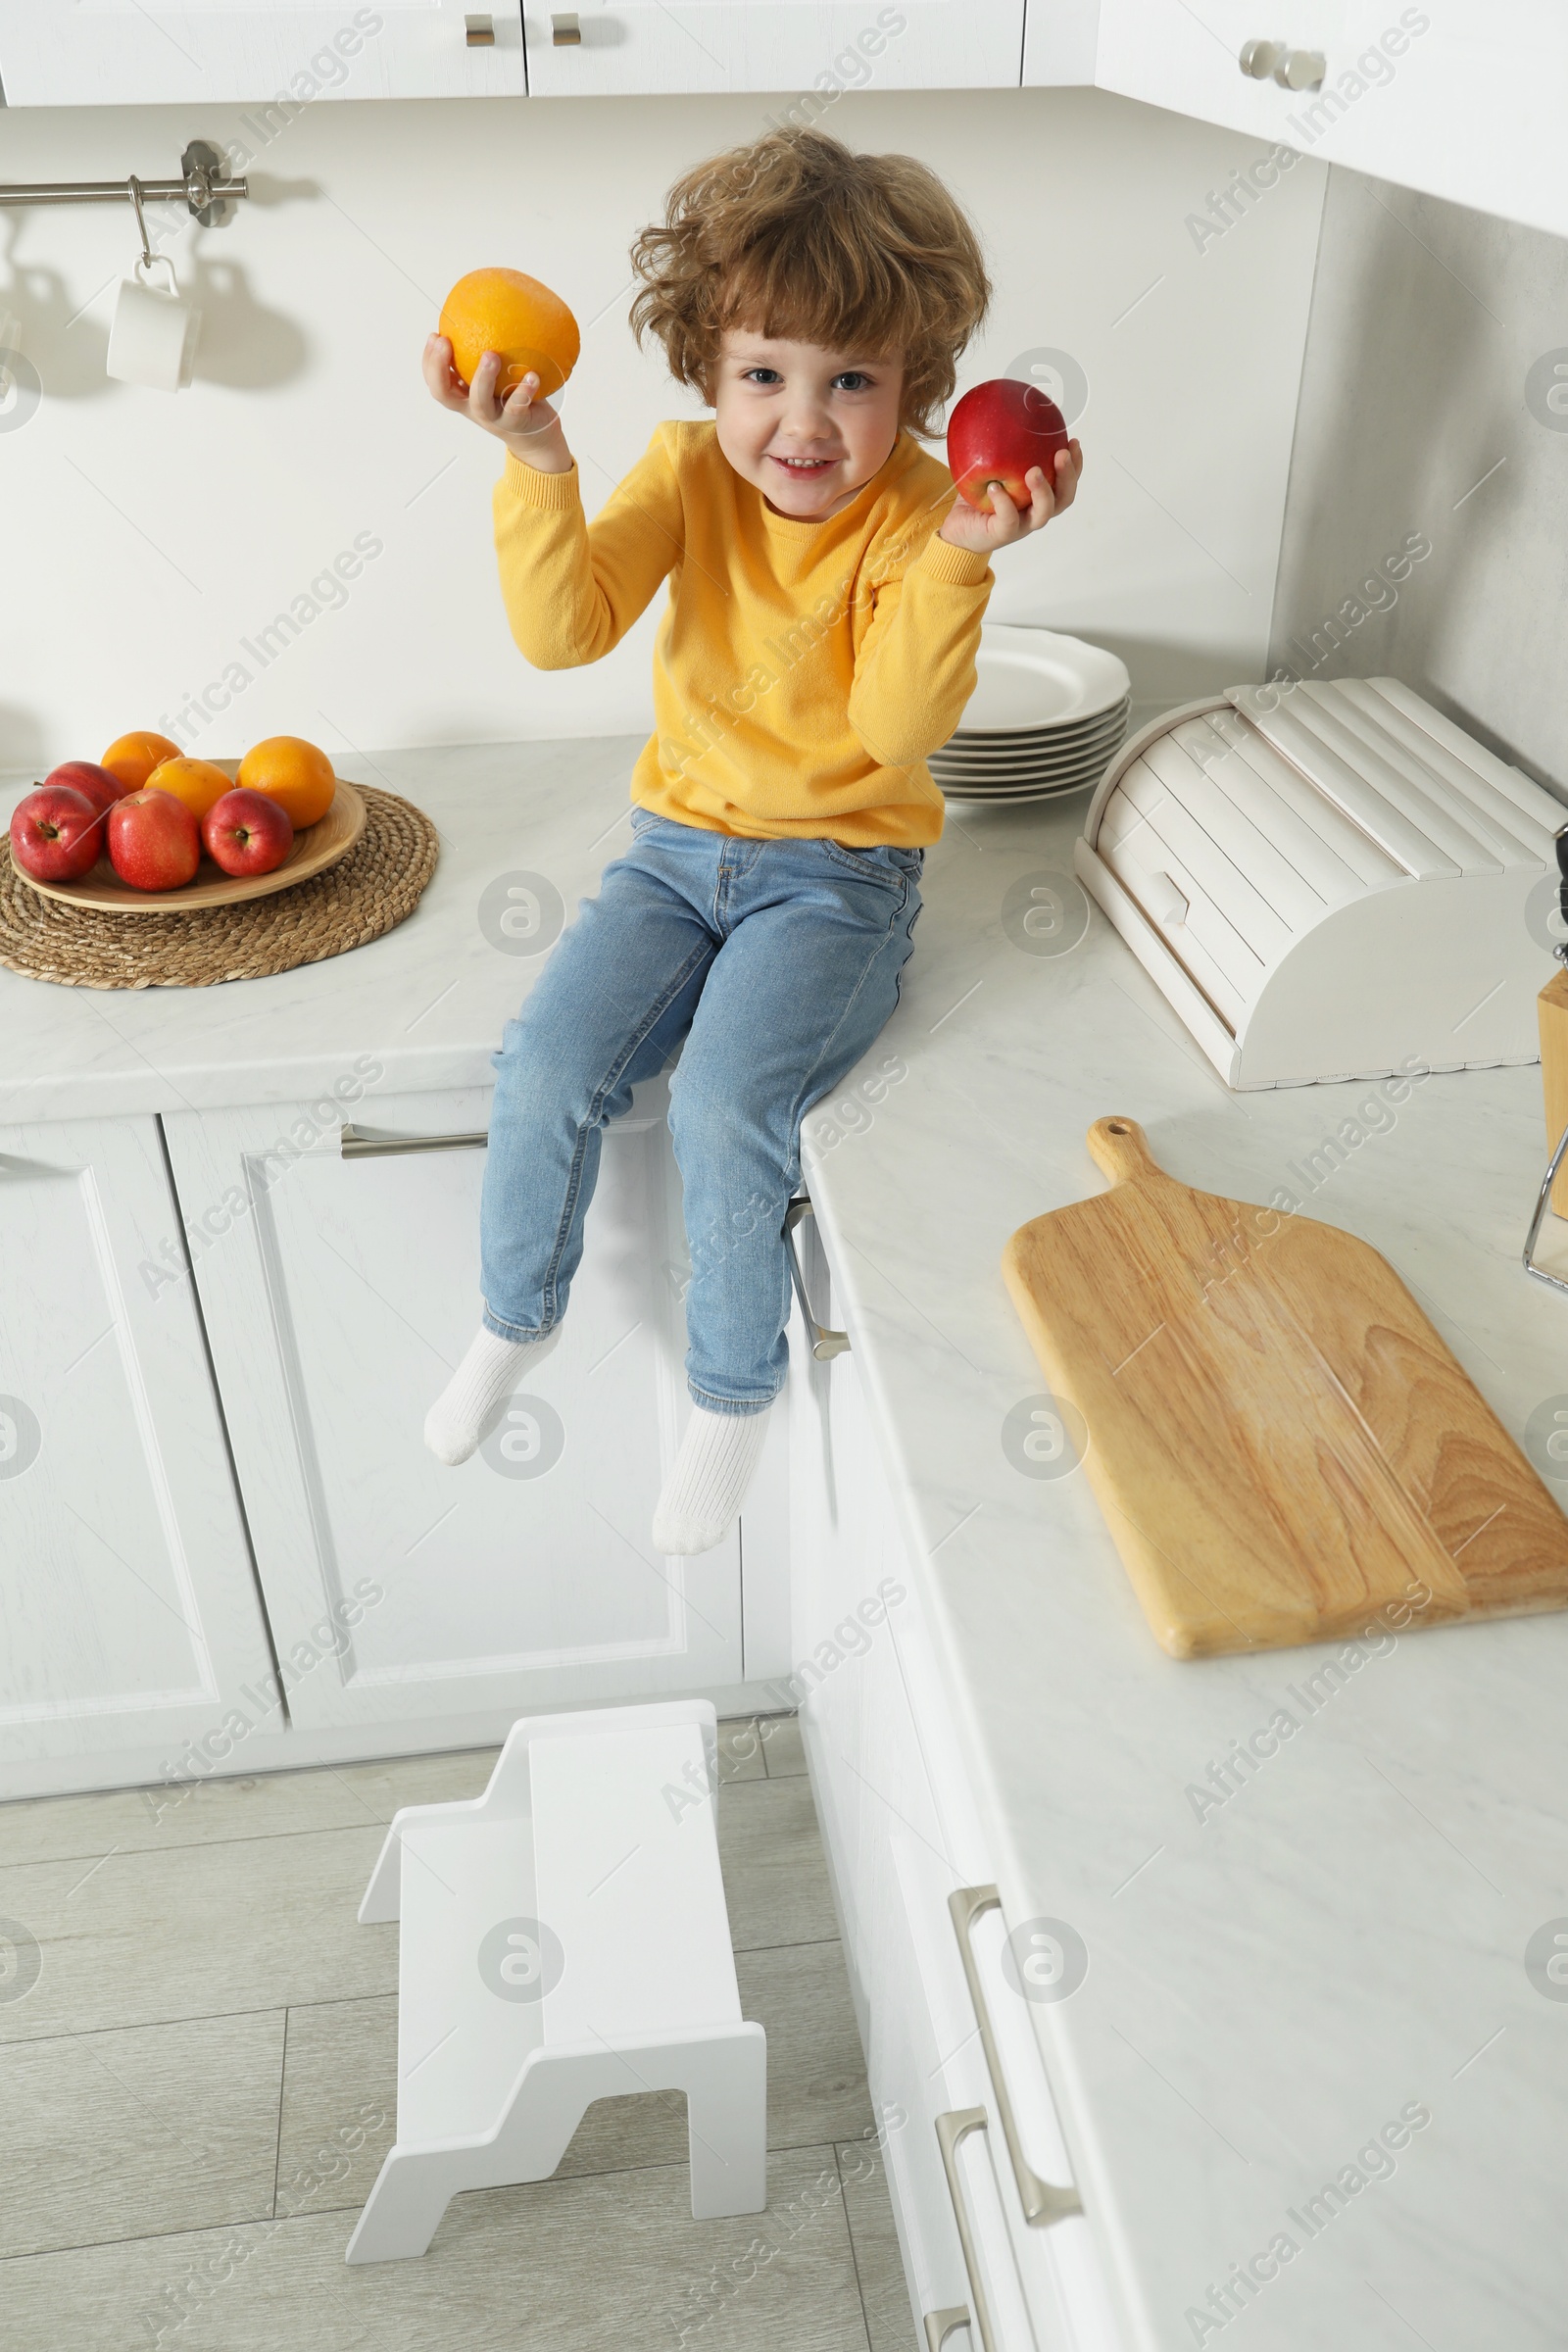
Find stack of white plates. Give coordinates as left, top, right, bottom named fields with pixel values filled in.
left=931, top=624, right=1132, bottom=805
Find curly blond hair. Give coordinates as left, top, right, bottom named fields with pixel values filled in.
left=629, top=128, right=991, bottom=436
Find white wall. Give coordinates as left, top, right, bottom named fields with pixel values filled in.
left=1271, top=165, right=1568, bottom=802
left=0, top=85, right=1325, bottom=771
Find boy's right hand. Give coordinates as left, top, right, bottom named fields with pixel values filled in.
left=422, top=335, right=575, bottom=475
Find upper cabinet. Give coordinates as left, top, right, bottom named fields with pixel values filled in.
left=1, top=0, right=1563, bottom=241
left=0, top=1, right=524, bottom=108
left=1092, top=1, right=1568, bottom=242
left=523, top=0, right=1027, bottom=98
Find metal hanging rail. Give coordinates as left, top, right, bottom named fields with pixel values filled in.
left=0, top=141, right=246, bottom=224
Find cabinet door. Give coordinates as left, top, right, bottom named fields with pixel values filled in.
left=1094, top=1, right=1568, bottom=241
left=1021, top=0, right=1098, bottom=85
left=525, top=0, right=1024, bottom=97
left=789, top=1290, right=1120, bottom=2351
left=0, top=2, right=523, bottom=108
left=162, top=1083, right=744, bottom=1731
left=0, top=1117, right=278, bottom=1784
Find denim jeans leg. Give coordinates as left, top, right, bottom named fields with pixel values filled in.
left=667, top=845, right=921, bottom=1409
left=479, top=848, right=715, bottom=1339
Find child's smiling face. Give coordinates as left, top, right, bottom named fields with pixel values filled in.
left=712, top=330, right=905, bottom=520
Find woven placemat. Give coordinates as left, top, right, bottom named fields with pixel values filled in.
left=0, top=784, right=439, bottom=990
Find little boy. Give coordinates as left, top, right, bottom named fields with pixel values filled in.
left=422, top=126, right=1080, bottom=1553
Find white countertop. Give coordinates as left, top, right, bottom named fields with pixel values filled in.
left=0, top=741, right=648, bottom=1123
left=6, top=744, right=1566, bottom=2346
left=800, top=793, right=1568, bottom=2352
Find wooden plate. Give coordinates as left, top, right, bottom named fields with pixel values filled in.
left=12, top=770, right=368, bottom=913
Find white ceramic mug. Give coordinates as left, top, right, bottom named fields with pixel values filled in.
left=107, top=256, right=200, bottom=393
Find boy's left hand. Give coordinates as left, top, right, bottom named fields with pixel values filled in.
left=937, top=441, right=1083, bottom=553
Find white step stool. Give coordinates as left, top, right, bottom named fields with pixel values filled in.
left=345, top=1698, right=767, bottom=2264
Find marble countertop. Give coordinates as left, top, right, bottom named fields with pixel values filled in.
left=8, top=742, right=1567, bottom=2346
left=800, top=793, right=1568, bottom=2352
left=0, top=741, right=648, bottom=1123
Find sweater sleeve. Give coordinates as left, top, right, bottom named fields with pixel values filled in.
left=846, top=526, right=994, bottom=768
left=491, top=430, right=685, bottom=670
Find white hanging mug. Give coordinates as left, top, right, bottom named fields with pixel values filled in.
left=107, top=254, right=201, bottom=393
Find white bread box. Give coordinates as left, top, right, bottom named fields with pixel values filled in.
left=1075, top=676, right=1565, bottom=1091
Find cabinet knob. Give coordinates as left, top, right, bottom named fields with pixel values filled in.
left=1238, top=37, right=1285, bottom=77
left=465, top=12, right=496, bottom=43
left=1274, top=45, right=1326, bottom=88
left=552, top=12, right=582, bottom=41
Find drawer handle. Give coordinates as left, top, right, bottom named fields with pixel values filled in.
left=465, top=11, right=495, bottom=42
left=950, top=1886, right=1083, bottom=2229
left=338, top=1122, right=487, bottom=1159
left=552, top=11, right=581, bottom=40
left=935, top=2109, right=999, bottom=2352
left=924, top=2310, right=971, bottom=2351
left=784, top=1195, right=850, bottom=1359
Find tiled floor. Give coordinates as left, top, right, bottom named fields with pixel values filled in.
left=0, top=1713, right=916, bottom=2352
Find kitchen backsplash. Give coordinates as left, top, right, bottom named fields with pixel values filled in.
left=0, top=83, right=1325, bottom=768
left=1271, top=167, right=1568, bottom=806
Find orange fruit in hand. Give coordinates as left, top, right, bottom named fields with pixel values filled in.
left=102, top=730, right=182, bottom=793
left=236, top=736, right=336, bottom=829
left=439, top=269, right=580, bottom=400
left=144, top=756, right=233, bottom=821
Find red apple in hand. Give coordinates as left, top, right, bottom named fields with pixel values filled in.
left=947, top=379, right=1070, bottom=512
left=202, top=787, right=294, bottom=878
left=44, top=760, right=127, bottom=821
left=107, top=787, right=201, bottom=891
left=10, top=785, right=104, bottom=882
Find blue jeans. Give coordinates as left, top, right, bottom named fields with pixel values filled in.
left=480, top=811, right=923, bottom=1412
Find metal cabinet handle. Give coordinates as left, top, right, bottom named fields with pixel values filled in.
left=935, top=2109, right=998, bottom=2352
left=924, top=2310, right=971, bottom=2351
left=1274, top=45, right=1325, bottom=87
left=1237, top=36, right=1284, bottom=76
left=1238, top=36, right=1323, bottom=87
left=1523, top=1119, right=1568, bottom=1294
left=339, top=1123, right=487, bottom=1159
left=465, top=11, right=495, bottom=42
left=950, top=1886, right=1083, bottom=2228
left=784, top=1196, right=849, bottom=1359
left=552, top=11, right=581, bottom=40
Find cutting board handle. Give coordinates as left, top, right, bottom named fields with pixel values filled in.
left=1086, top=1116, right=1164, bottom=1187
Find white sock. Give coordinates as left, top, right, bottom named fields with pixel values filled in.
left=424, top=1325, right=538, bottom=1465
left=652, top=1404, right=769, bottom=1556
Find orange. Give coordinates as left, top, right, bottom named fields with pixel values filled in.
left=102, top=730, right=182, bottom=793
left=439, top=269, right=580, bottom=400
left=144, top=756, right=232, bottom=820
left=236, top=736, right=336, bottom=829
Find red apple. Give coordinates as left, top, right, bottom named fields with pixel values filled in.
left=9, top=784, right=104, bottom=882
left=947, top=379, right=1070, bottom=512
left=107, top=787, right=201, bottom=892
left=43, top=760, right=127, bottom=820
left=202, top=787, right=294, bottom=878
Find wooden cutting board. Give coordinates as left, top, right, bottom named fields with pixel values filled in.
left=1002, top=1116, right=1568, bottom=1658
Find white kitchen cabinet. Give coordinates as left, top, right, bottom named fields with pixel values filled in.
left=0, top=1116, right=279, bottom=1786
left=524, top=0, right=1024, bottom=98
left=1093, top=1, right=1568, bottom=241
left=0, top=1, right=523, bottom=109
left=162, top=1079, right=746, bottom=1734
left=787, top=1253, right=1120, bottom=2352
left=1020, top=0, right=1097, bottom=86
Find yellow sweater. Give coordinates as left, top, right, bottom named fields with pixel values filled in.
left=492, top=420, right=993, bottom=848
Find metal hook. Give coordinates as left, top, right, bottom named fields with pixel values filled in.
left=126, top=174, right=153, bottom=269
